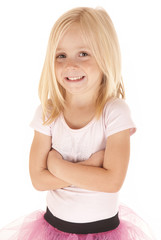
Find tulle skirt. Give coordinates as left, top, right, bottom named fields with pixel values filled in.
left=0, top=205, right=155, bottom=240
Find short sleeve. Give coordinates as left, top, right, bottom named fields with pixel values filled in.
left=30, top=105, right=52, bottom=136
left=104, top=98, right=136, bottom=138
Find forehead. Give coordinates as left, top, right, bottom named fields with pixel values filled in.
left=56, top=24, right=90, bottom=51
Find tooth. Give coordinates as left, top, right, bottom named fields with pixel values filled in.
left=68, top=76, right=83, bottom=80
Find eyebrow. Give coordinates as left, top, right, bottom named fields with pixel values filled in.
left=56, top=46, right=90, bottom=51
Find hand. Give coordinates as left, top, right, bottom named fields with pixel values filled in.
left=49, top=148, right=63, bottom=159
left=78, top=150, right=105, bottom=167
left=47, top=149, right=63, bottom=174
left=89, top=150, right=105, bottom=167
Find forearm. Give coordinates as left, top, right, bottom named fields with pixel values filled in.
left=30, top=168, right=70, bottom=191
left=33, top=157, right=94, bottom=191
left=32, top=158, right=95, bottom=191
left=48, top=158, right=119, bottom=193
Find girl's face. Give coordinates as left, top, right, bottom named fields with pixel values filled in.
left=55, top=24, right=103, bottom=98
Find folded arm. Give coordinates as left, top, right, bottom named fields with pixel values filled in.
left=29, top=131, right=104, bottom=191
left=47, top=129, right=130, bottom=193
left=29, top=131, right=70, bottom=191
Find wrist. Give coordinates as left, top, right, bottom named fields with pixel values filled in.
left=77, top=159, right=90, bottom=166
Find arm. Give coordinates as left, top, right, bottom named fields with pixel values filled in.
left=48, top=149, right=105, bottom=168
left=47, top=129, right=130, bottom=193
left=29, top=131, right=70, bottom=191
left=77, top=150, right=105, bottom=167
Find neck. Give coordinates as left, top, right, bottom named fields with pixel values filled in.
left=65, top=92, right=97, bottom=110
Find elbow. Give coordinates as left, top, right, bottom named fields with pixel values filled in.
left=110, top=179, right=123, bottom=193
left=103, top=169, right=124, bottom=193
left=103, top=171, right=123, bottom=193
left=31, top=180, right=45, bottom=191
left=104, top=185, right=121, bottom=193
left=29, top=171, right=46, bottom=192
left=110, top=184, right=121, bottom=193
left=108, top=179, right=123, bottom=193
left=99, top=181, right=121, bottom=193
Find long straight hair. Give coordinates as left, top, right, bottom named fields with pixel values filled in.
left=38, top=7, right=125, bottom=124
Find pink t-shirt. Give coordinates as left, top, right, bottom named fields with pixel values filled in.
left=30, top=98, right=136, bottom=223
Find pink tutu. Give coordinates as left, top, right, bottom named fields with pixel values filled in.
left=0, top=205, right=155, bottom=240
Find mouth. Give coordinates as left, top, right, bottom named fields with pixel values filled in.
left=65, top=76, right=85, bottom=82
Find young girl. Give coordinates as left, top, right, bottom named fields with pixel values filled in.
left=0, top=6, right=155, bottom=240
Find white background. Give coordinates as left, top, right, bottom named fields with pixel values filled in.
left=0, top=0, right=160, bottom=239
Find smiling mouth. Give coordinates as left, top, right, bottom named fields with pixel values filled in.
left=65, top=76, right=85, bottom=82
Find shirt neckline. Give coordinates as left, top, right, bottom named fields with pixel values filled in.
left=60, top=113, right=96, bottom=132
left=59, top=98, right=116, bottom=132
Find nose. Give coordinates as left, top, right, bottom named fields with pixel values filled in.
left=63, top=58, right=84, bottom=78
left=65, top=58, right=78, bottom=70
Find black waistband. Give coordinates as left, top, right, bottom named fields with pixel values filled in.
left=44, top=208, right=120, bottom=234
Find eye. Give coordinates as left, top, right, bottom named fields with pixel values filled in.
left=56, top=54, right=66, bottom=59
left=79, top=52, right=88, bottom=57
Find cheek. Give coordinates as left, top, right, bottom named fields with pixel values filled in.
left=55, top=63, right=62, bottom=79
left=82, top=60, right=100, bottom=71
left=85, top=63, right=102, bottom=78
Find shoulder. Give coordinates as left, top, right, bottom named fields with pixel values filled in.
left=103, top=98, right=131, bottom=116
left=103, top=98, right=136, bottom=137
left=33, top=104, right=43, bottom=118
left=30, top=104, right=55, bottom=136
left=33, top=104, right=56, bottom=125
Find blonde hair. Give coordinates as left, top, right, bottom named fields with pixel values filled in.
left=38, top=7, right=125, bottom=124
